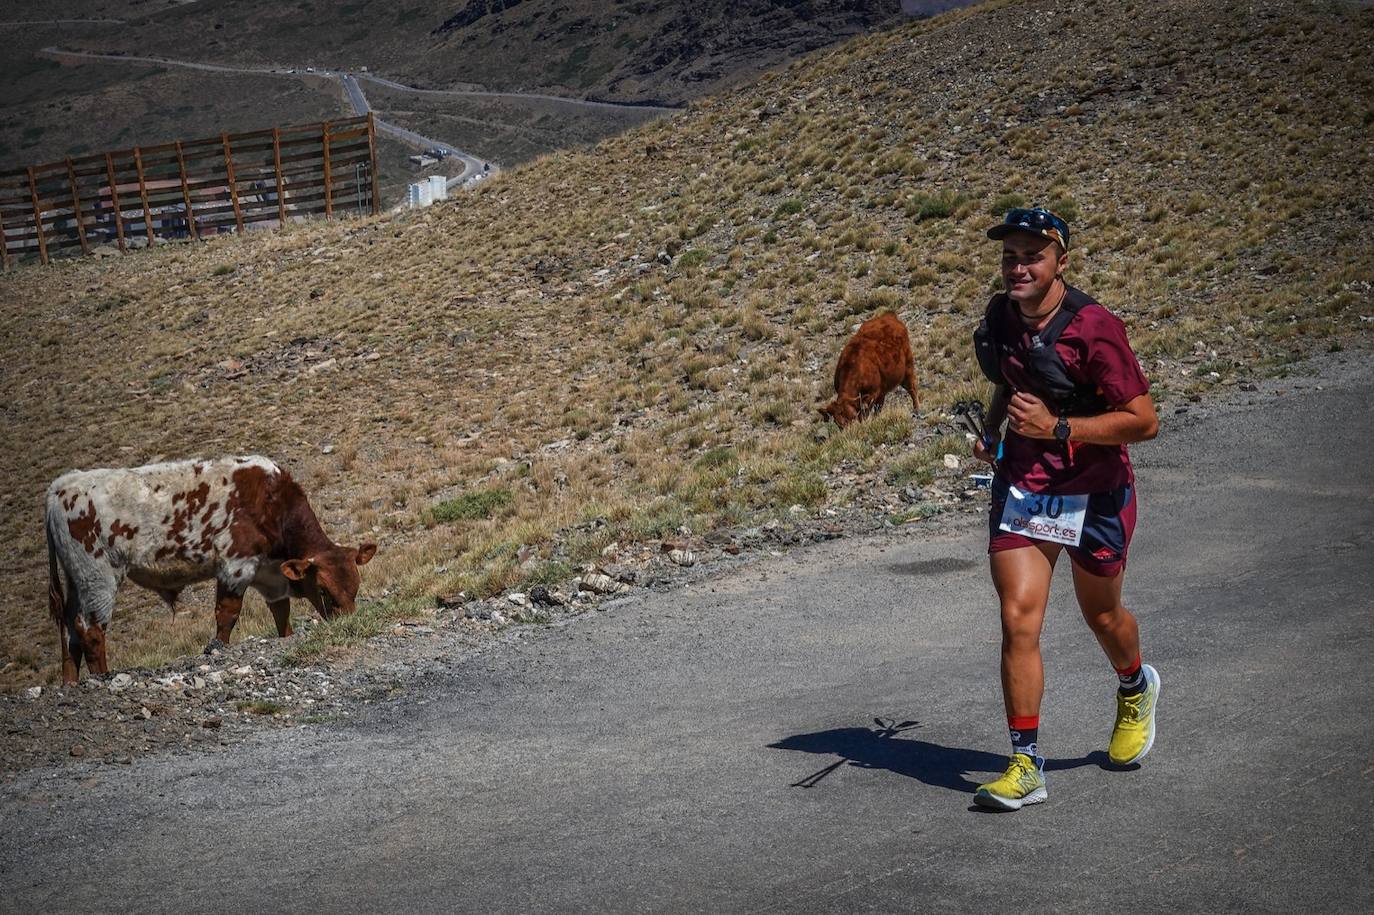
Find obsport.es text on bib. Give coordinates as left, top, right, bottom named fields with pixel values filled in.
left=998, top=486, right=1089, bottom=547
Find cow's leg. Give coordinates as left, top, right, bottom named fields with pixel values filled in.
left=267, top=598, right=294, bottom=638
left=59, top=613, right=80, bottom=684
left=904, top=360, right=920, bottom=414
left=211, top=580, right=245, bottom=648
left=70, top=576, right=117, bottom=680
left=81, top=621, right=109, bottom=675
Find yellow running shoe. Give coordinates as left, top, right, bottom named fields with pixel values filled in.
left=1109, top=663, right=1160, bottom=765
left=974, top=753, right=1047, bottom=810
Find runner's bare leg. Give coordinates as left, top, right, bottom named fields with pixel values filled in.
left=1070, top=562, right=1141, bottom=669
left=990, top=541, right=1062, bottom=717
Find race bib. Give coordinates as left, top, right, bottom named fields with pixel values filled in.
left=998, top=486, right=1089, bottom=547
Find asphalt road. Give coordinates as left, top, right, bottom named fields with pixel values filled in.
left=338, top=73, right=486, bottom=190
left=2, top=354, right=1371, bottom=914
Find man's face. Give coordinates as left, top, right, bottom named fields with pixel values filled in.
left=1000, top=232, right=1067, bottom=305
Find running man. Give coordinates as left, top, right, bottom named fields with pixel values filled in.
left=969, top=207, right=1161, bottom=810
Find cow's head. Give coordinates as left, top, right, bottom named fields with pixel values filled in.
left=280, top=542, right=378, bottom=619
left=818, top=395, right=859, bottom=429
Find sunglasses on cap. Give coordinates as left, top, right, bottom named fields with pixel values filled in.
left=986, top=207, right=1070, bottom=251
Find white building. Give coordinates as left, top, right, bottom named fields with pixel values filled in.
left=407, top=181, right=432, bottom=209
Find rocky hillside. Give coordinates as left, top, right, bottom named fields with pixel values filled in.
left=4, top=2, right=969, bottom=187
left=58, top=1, right=953, bottom=104
left=422, top=0, right=936, bottom=104
left=1, top=0, right=1370, bottom=688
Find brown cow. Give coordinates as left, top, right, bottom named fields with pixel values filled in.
left=45, top=456, right=376, bottom=683
left=818, top=311, right=920, bottom=427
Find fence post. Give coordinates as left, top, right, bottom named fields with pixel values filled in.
left=367, top=111, right=380, bottom=215
left=26, top=166, right=49, bottom=265
left=104, top=153, right=127, bottom=253
left=133, top=147, right=155, bottom=247
left=272, top=126, right=286, bottom=226
left=65, top=157, right=92, bottom=255
left=173, top=140, right=198, bottom=241
left=321, top=121, right=333, bottom=218
left=222, top=132, right=244, bottom=233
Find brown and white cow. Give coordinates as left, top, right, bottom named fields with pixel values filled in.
left=45, top=456, right=376, bottom=683
left=818, top=311, right=920, bottom=428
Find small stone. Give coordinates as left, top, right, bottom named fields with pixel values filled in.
left=490, top=610, right=508, bottom=625
left=507, top=592, right=531, bottom=607
left=70, top=744, right=87, bottom=758
left=140, top=706, right=152, bottom=720
left=579, top=572, right=621, bottom=594
left=943, top=453, right=961, bottom=469
left=202, top=717, right=222, bottom=730
left=193, top=676, right=207, bottom=689
left=108, top=673, right=133, bottom=692
left=435, top=592, right=468, bottom=609
left=788, top=504, right=806, bottom=515
left=667, top=549, right=696, bottom=567
left=232, top=666, right=253, bottom=677
left=24, top=686, right=41, bottom=700
left=724, top=543, right=742, bottom=555
left=322, top=444, right=335, bottom=454
left=529, top=585, right=562, bottom=607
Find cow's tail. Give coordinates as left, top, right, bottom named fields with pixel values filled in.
left=46, top=507, right=67, bottom=626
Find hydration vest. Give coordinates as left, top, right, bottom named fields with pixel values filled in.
left=973, top=285, right=1110, bottom=417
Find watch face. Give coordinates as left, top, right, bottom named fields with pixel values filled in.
left=1055, top=418, right=1070, bottom=441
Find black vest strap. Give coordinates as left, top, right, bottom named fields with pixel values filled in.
left=972, top=286, right=1110, bottom=416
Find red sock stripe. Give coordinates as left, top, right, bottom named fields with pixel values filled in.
left=1114, top=656, right=1142, bottom=677
left=1007, top=715, right=1039, bottom=730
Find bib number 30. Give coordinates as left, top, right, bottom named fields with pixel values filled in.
left=998, top=486, right=1089, bottom=547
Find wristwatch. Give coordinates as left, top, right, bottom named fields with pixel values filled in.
left=1054, top=415, right=1072, bottom=442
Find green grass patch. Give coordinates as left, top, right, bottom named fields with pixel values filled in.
left=282, top=597, right=430, bottom=666
left=236, top=699, right=284, bottom=716
left=676, top=248, right=710, bottom=270
left=430, top=488, right=514, bottom=524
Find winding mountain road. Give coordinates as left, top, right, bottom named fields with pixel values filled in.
left=2, top=354, right=1369, bottom=912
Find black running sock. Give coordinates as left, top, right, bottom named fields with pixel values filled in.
left=1009, top=716, right=1039, bottom=760
left=1117, top=659, right=1146, bottom=696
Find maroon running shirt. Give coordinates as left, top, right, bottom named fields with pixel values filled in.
left=992, top=295, right=1150, bottom=494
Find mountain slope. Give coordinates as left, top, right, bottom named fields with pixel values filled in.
left=1, top=0, right=1370, bottom=686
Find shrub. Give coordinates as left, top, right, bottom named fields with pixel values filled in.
left=989, top=193, right=1027, bottom=216
left=907, top=190, right=969, bottom=221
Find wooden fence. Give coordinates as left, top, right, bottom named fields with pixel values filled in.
left=0, top=113, right=379, bottom=267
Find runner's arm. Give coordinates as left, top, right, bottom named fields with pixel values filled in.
left=1007, top=391, right=1159, bottom=445
left=973, top=385, right=1011, bottom=463
left=1065, top=393, right=1159, bottom=445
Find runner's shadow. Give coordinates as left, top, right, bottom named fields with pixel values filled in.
left=769, top=719, right=1113, bottom=795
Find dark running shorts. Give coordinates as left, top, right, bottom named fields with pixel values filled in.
left=988, top=477, right=1138, bottom=578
